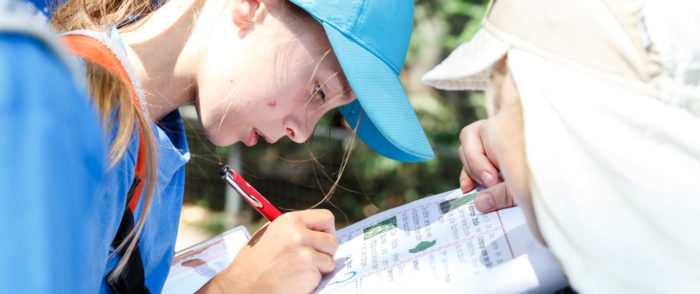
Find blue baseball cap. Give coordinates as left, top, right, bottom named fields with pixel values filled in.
left=288, top=0, right=434, bottom=162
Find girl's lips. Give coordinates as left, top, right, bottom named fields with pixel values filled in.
left=244, top=128, right=258, bottom=146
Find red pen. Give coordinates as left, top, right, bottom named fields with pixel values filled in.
left=218, top=166, right=283, bottom=221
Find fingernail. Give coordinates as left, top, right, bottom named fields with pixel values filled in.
left=480, top=171, right=494, bottom=186
left=476, top=193, right=494, bottom=211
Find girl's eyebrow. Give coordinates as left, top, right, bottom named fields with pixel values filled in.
left=307, top=49, right=333, bottom=87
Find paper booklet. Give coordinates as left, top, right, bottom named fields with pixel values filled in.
left=162, top=189, right=569, bottom=293
left=162, top=226, right=250, bottom=294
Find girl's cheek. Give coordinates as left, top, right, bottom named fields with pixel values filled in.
left=495, top=116, right=546, bottom=244
left=491, top=70, right=546, bottom=243
left=495, top=116, right=530, bottom=203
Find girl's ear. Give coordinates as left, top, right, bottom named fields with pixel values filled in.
left=231, top=0, right=262, bottom=30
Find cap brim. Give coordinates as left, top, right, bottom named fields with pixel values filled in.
left=422, top=29, right=510, bottom=91
left=322, top=23, right=434, bottom=162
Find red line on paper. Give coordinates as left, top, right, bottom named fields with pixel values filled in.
left=359, top=277, right=363, bottom=294
left=496, top=210, right=515, bottom=259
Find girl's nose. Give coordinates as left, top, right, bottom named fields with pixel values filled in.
left=284, top=118, right=313, bottom=143
left=284, top=107, right=329, bottom=143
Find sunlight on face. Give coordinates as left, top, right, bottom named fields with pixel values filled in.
left=195, top=3, right=354, bottom=147
left=487, top=58, right=546, bottom=244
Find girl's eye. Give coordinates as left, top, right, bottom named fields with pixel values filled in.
left=314, top=85, right=326, bottom=102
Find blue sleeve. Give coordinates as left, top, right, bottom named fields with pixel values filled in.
left=0, top=33, right=106, bottom=293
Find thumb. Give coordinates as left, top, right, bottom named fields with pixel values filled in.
left=474, top=182, right=515, bottom=213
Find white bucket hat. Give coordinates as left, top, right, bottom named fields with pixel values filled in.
left=423, top=0, right=700, bottom=292
left=423, top=0, right=663, bottom=94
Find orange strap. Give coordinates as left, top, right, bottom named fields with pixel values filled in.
left=60, top=34, right=146, bottom=213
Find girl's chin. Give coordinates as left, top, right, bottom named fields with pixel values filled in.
left=204, top=131, right=237, bottom=147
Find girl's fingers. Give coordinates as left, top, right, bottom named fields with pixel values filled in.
left=275, top=210, right=339, bottom=256
left=290, top=209, right=336, bottom=235
left=459, top=120, right=500, bottom=187
left=305, top=229, right=339, bottom=257
left=474, top=182, right=515, bottom=213
left=308, top=248, right=336, bottom=275
left=460, top=168, right=476, bottom=193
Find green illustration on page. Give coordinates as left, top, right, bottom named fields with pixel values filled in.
left=408, top=240, right=437, bottom=253
left=363, top=216, right=398, bottom=240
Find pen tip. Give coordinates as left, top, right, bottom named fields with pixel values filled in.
left=217, top=166, right=227, bottom=177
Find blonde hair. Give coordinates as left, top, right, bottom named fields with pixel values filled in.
left=51, top=0, right=159, bottom=282
left=307, top=60, right=358, bottom=210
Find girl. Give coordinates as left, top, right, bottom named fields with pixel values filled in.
left=423, top=0, right=700, bottom=292
left=49, top=0, right=433, bottom=293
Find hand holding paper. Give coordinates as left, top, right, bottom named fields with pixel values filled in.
left=457, top=119, right=515, bottom=213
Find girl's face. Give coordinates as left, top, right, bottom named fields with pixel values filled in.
left=487, top=58, right=546, bottom=244
left=196, top=1, right=354, bottom=146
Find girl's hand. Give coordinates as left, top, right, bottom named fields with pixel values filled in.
left=198, top=209, right=338, bottom=294
left=458, top=119, right=515, bottom=213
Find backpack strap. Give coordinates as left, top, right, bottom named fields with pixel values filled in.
left=60, top=33, right=146, bottom=213
left=60, top=33, right=150, bottom=294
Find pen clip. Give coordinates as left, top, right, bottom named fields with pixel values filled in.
left=222, top=169, right=263, bottom=208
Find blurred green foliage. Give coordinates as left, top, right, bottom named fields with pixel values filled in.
left=182, top=0, right=490, bottom=231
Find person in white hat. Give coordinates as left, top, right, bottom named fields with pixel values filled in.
left=423, top=0, right=700, bottom=292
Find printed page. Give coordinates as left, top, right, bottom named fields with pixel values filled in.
left=315, top=189, right=567, bottom=294
left=162, top=226, right=250, bottom=294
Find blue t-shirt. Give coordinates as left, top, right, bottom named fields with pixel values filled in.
left=0, top=16, right=105, bottom=294
left=1, top=3, right=190, bottom=293
left=80, top=29, right=191, bottom=294
left=92, top=112, right=190, bottom=294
